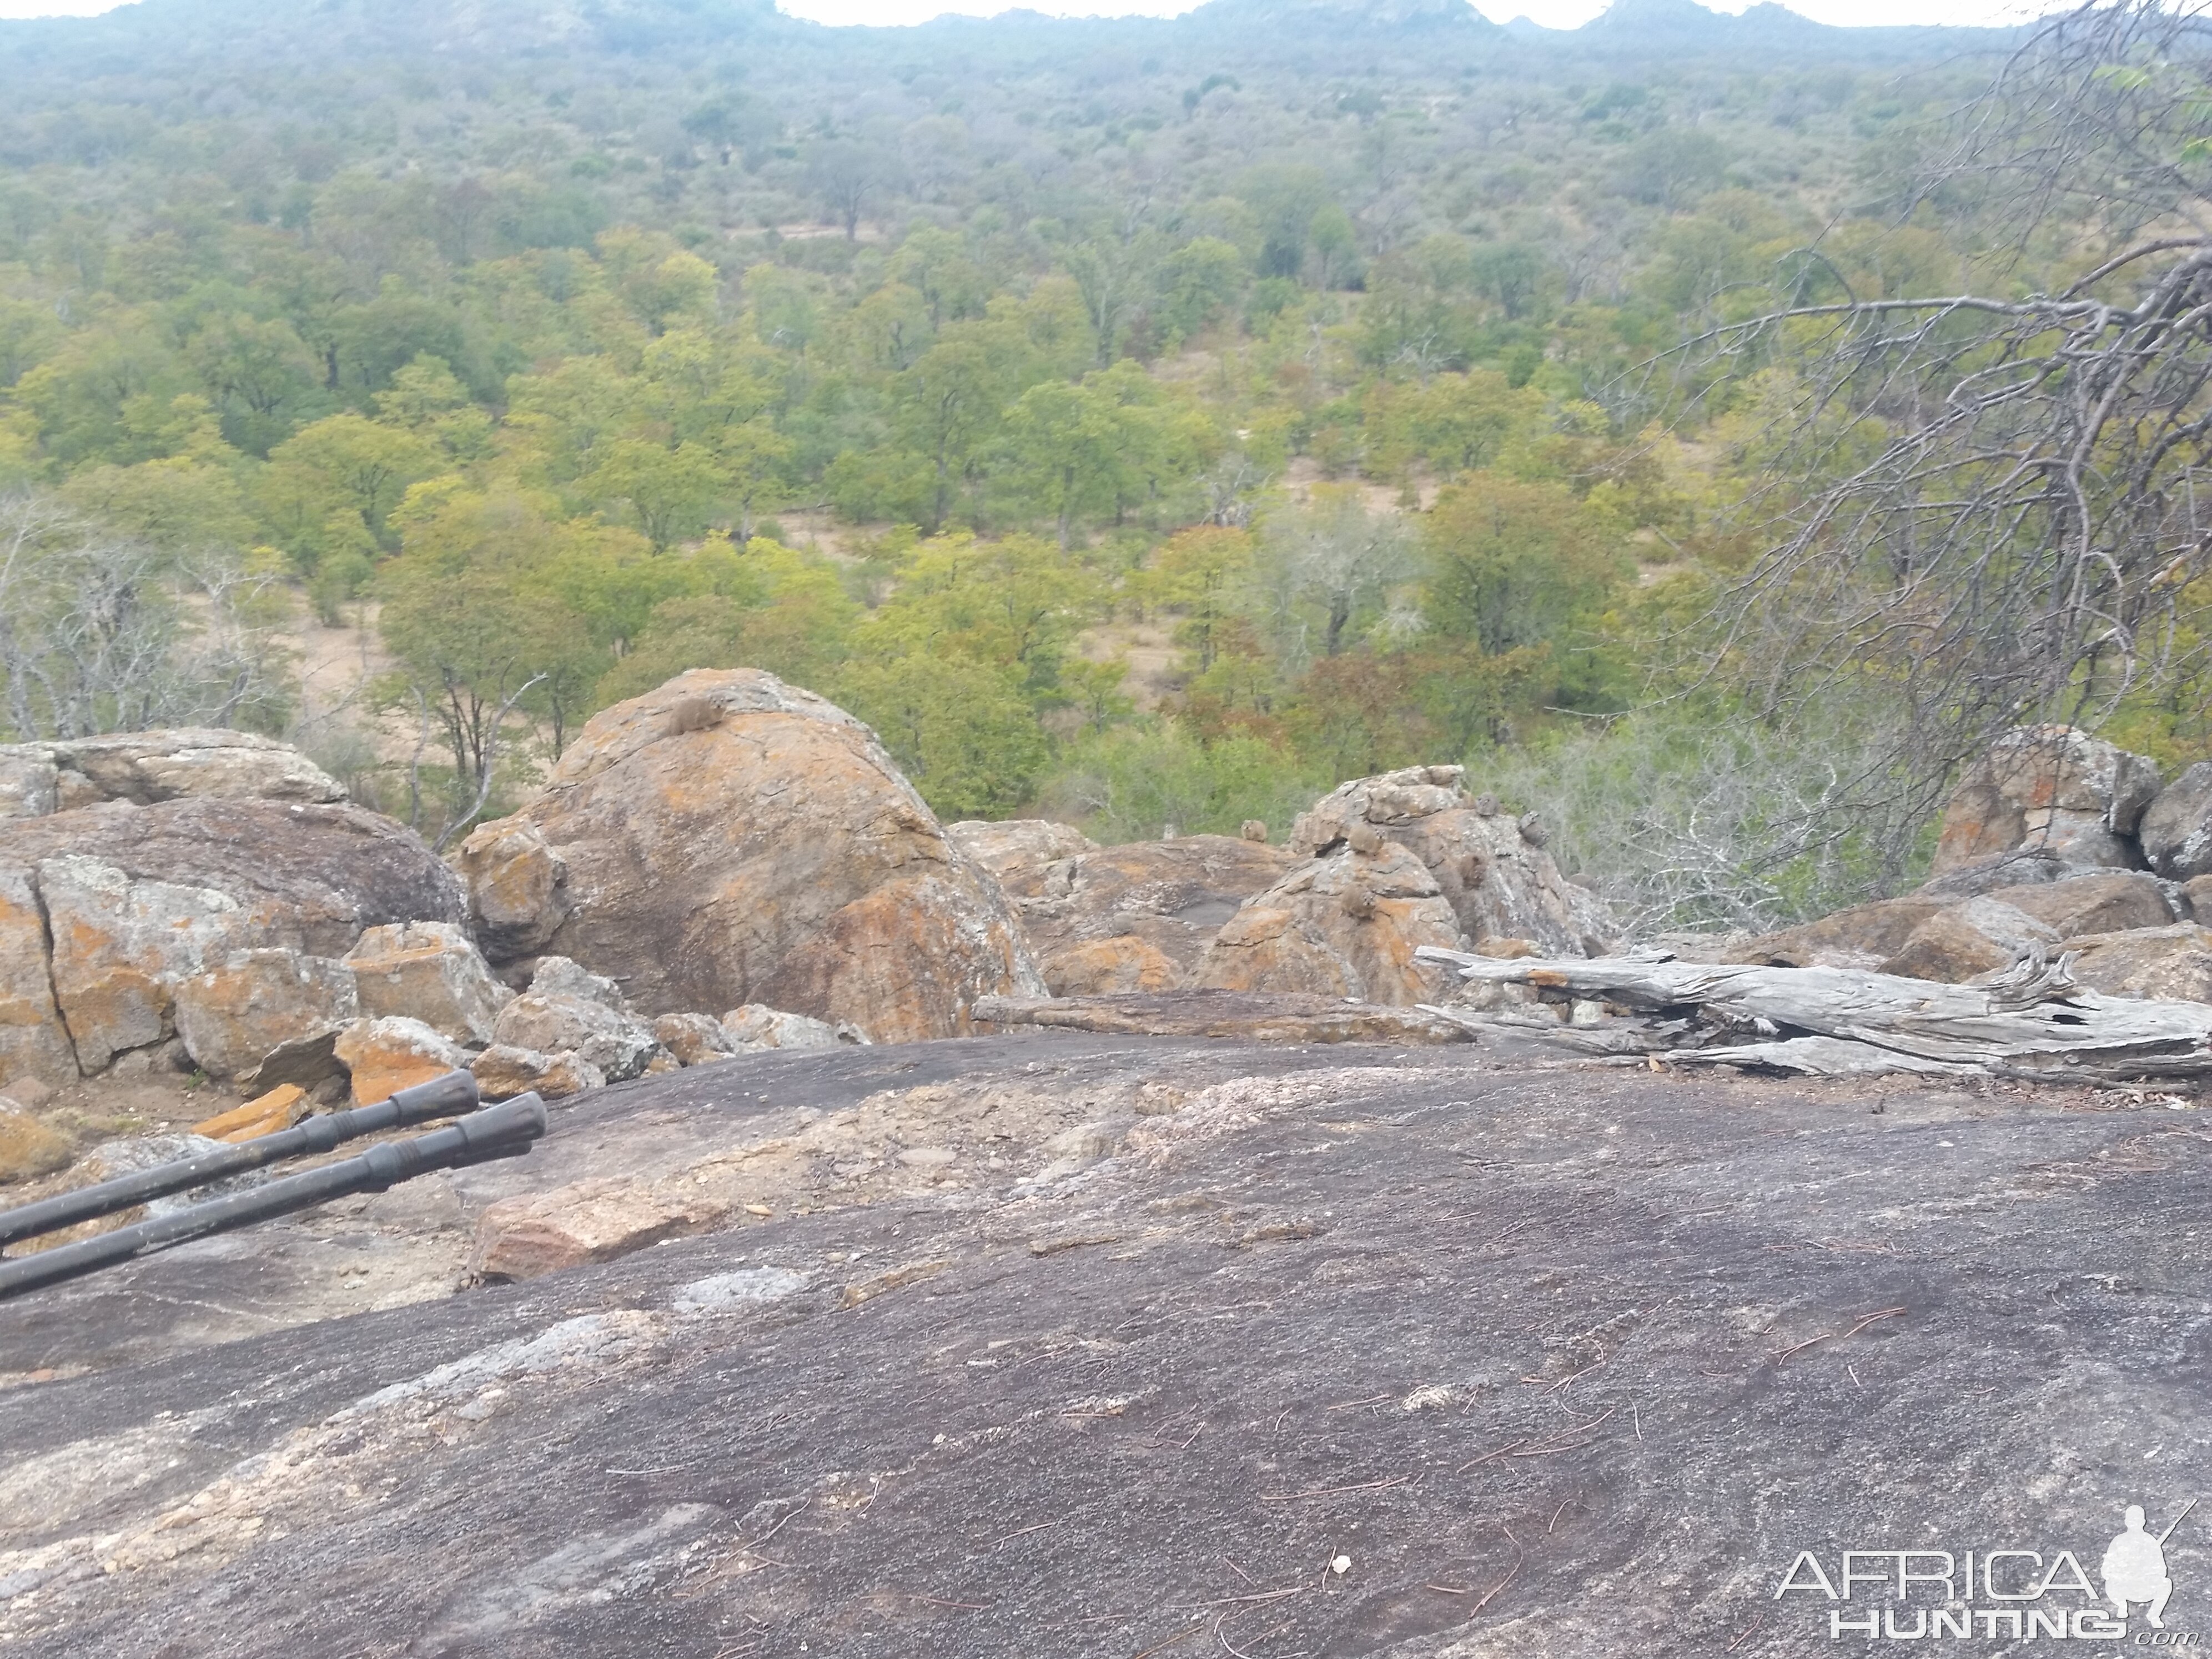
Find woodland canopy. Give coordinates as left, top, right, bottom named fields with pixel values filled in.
left=4, top=0, right=2208, bottom=932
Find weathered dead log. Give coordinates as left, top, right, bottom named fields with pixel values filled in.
left=1415, top=946, right=2212, bottom=1082
left=972, top=990, right=1473, bottom=1044
left=1413, top=1002, right=1681, bottom=1056
left=1668, top=1036, right=1985, bottom=1078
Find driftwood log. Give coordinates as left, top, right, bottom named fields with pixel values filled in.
left=1414, top=946, right=2212, bottom=1083
left=972, top=990, right=1473, bottom=1044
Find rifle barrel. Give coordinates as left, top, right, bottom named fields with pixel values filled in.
left=0, top=1093, right=545, bottom=1304
left=2158, top=1497, right=2197, bottom=1546
left=0, top=1069, right=480, bottom=1250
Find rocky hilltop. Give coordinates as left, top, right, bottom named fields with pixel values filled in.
left=0, top=673, right=1630, bottom=1155
left=11, top=688, right=2212, bottom=1150
left=6, top=696, right=2212, bottom=1654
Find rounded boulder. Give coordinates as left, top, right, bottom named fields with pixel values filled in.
left=477, top=670, right=1043, bottom=1041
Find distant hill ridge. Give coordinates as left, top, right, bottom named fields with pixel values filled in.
left=1179, top=0, right=2010, bottom=50
left=0, top=0, right=2029, bottom=65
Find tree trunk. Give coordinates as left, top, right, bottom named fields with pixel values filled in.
left=1325, top=594, right=1351, bottom=656
left=1415, top=947, right=2212, bottom=1083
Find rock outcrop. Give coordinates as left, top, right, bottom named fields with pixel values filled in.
left=470, top=1044, right=603, bottom=1102
left=172, top=950, right=359, bottom=1081
left=974, top=989, right=1477, bottom=1043
left=333, top=1017, right=469, bottom=1106
left=451, top=817, right=570, bottom=961
left=1875, top=896, right=2062, bottom=983
left=1735, top=869, right=2181, bottom=983
left=466, top=670, right=1043, bottom=1040
left=720, top=1005, right=858, bottom=1052
left=343, top=922, right=512, bottom=1045
left=942, top=818, right=1097, bottom=895
left=2064, top=923, right=2212, bottom=1002
left=1930, top=724, right=2159, bottom=873
left=1916, top=845, right=2074, bottom=898
left=1731, top=894, right=1954, bottom=970
left=2138, top=759, right=2212, bottom=881
left=652, top=1013, right=738, bottom=1068
left=1010, top=835, right=1300, bottom=995
left=490, top=957, right=662, bottom=1084
left=0, top=729, right=345, bottom=818
left=189, top=1084, right=309, bottom=1144
left=0, top=1100, right=71, bottom=1183
left=0, top=800, right=464, bottom=1089
left=1195, top=841, right=1462, bottom=1003
left=0, top=863, right=97, bottom=1087
left=1290, top=765, right=1616, bottom=956
left=1989, top=869, right=2175, bottom=935
left=0, top=751, right=56, bottom=818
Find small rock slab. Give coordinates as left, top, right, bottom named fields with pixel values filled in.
left=189, top=1085, right=308, bottom=1144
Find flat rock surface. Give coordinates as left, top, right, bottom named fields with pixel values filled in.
left=2, top=1037, right=2208, bottom=1656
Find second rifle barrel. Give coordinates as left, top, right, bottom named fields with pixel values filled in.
left=0, top=1069, right=481, bottom=1250
left=0, top=1094, right=547, bottom=1303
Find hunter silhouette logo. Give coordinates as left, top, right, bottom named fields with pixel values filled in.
left=2105, top=1502, right=2190, bottom=1630
left=1774, top=1499, right=2198, bottom=1641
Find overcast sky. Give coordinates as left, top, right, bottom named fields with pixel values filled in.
left=0, top=0, right=2050, bottom=28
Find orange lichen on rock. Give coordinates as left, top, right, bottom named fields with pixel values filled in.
left=190, top=1083, right=308, bottom=1143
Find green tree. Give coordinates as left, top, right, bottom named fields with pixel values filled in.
left=856, top=531, right=1100, bottom=695
left=185, top=312, right=326, bottom=454
left=1053, top=215, right=1162, bottom=367
left=1617, top=128, right=1728, bottom=210
left=605, top=537, right=857, bottom=699
left=576, top=438, right=727, bottom=551
left=1254, top=487, right=1419, bottom=661
left=12, top=320, right=187, bottom=465
left=1307, top=203, right=1361, bottom=290
left=892, top=327, right=1014, bottom=532
left=372, top=354, right=494, bottom=460
left=1141, top=525, right=1253, bottom=670
left=0, top=298, right=64, bottom=389
left=1469, top=244, right=1548, bottom=321
left=1158, top=237, right=1247, bottom=345
left=807, top=140, right=896, bottom=242
left=1002, top=361, right=1206, bottom=547
left=888, top=227, right=985, bottom=329
left=57, top=456, right=258, bottom=551
left=259, top=413, right=441, bottom=566
left=378, top=559, right=588, bottom=809
left=1002, top=379, right=1125, bottom=549
left=836, top=653, right=1048, bottom=818
left=329, top=285, right=469, bottom=398
left=1422, top=475, right=1626, bottom=657
left=1239, top=164, right=1333, bottom=280
left=502, top=354, right=641, bottom=486
left=1037, top=722, right=1320, bottom=842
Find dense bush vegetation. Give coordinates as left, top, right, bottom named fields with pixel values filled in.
left=6, top=0, right=2209, bottom=930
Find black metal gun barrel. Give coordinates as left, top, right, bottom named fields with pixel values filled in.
left=0, top=1069, right=481, bottom=1250
left=0, top=1093, right=546, bottom=1303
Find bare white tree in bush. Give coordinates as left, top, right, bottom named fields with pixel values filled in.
left=0, top=493, right=293, bottom=741
left=1484, top=703, right=1930, bottom=936
left=1249, top=489, right=1420, bottom=666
